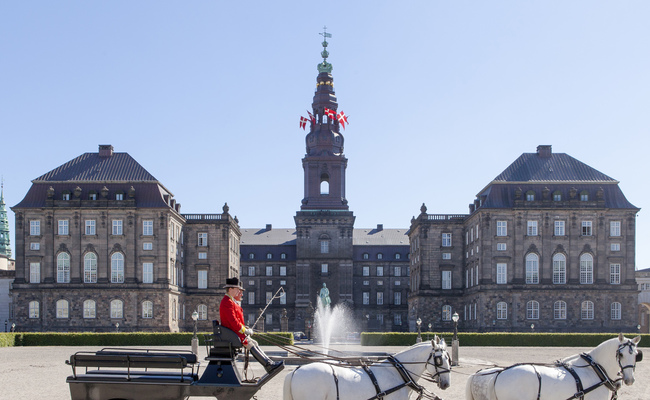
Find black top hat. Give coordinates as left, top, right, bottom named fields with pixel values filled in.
left=224, top=277, right=245, bottom=290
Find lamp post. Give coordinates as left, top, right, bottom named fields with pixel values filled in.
left=427, top=323, right=432, bottom=341
left=4, top=320, right=6, bottom=332
left=451, top=312, right=459, bottom=366
left=306, top=319, right=312, bottom=341
left=530, top=323, right=535, bottom=333
left=10, top=323, right=15, bottom=333
left=191, top=311, right=199, bottom=355
left=115, top=322, right=119, bottom=333
left=416, top=317, right=422, bottom=343
left=365, top=314, right=370, bottom=332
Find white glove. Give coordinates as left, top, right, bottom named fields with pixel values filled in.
left=244, top=327, right=254, bottom=336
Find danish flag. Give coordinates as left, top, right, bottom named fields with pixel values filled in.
left=324, top=108, right=335, bottom=119
left=299, top=116, right=308, bottom=130
left=337, top=111, right=349, bottom=129
left=307, top=110, right=315, bottom=124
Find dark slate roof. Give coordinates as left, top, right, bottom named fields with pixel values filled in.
left=240, top=228, right=409, bottom=246
left=33, top=152, right=157, bottom=182
left=492, top=152, right=615, bottom=183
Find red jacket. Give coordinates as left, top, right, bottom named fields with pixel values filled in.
left=219, top=294, right=248, bottom=345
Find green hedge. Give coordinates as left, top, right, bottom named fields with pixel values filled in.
left=0, top=332, right=293, bottom=347
left=361, top=332, right=650, bottom=347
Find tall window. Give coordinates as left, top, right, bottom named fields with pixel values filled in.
left=442, top=305, right=452, bottom=321
left=142, top=301, right=153, bottom=318
left=496, top=221, right=507, bottom=236
left=111, top=253, right=125, bottom=283
left=280, top=266, right=286, bottom=276
left=198, top=270, right=207, bottom=289
left=497, top=243, right=506, bottom=251
left=525, top=253, right=539, bottom=284
left=30, top=262, right=40, bottom=284
left=442, top=233, right=452, bottom=247
left=610, top=221, right=621, bottom=237
left=527, top=221, right=538, bottom=236
left=363, top=266, right=369, bottom=276
left=553, top=191, right=562, bottom=201
left=198, top=233, right=208, bottom=246
left=377, top=253, right=383, bottom=260
left=279, top=291, right=286, bottom=305
left=526, top=300, right=539, bottom=319
left=29, top=301, right=39, bottom=318
left=580, top=191, right=589, bottom=201
left=197, top=304, right=208, bottom=320
left=581, top=300, right=594, bottom=319
left=58, top=219, right=69, bottom=235
left=248, top=266, right=255, bottom=276
left=321, top=264, right=328, bottom=274
left=554, top=220, right=565, bottom=236
left=377, top=266, right=384, bottom=276
left=30, top=220, right=41, bottom=236
left=377, top=292, right=384, bottom=305
left=610, top=263, right=621, bottom=284
left=85, top=220, right=96, bottom=235
left=442, top=270, right=452, bottom=289
left=57, top=253, right=71, bottom=283
left=84, top=253, right=98, bottom=283
left=526, top=191, right=535, bottom=201
left=611, top=243, right=620, bottom=252
left=394, top=292, right=401, bottom=305
left=611, top=302, right=621, bottom=320
left=111, top=300, right=124, bottom=318
left=143, top=262, right=153, bottom=283
left=497, top=302, right=507, bottom=320
left=112, top=219, right=123, bottom=235
left=320, top=239, right=329, bottom=254
left=394, top=266, right=401, bottom=277
left=363, top=292, right=369, bottom=305
left=554, top=301, right=567, bottom=319
left=248, top=291, right=255, bottom=305
left=83, top=300, right=96, bottom=318
left=266, top=266, right=273, bottom=276
left=552, top=253, right=566, bottom=284
left=580, top=254, right=594, bottom=284
left=56, top=299, right=69, bottom=318
left=143, top=220, right=153, bottom=236
left=394, top=314, right=402, bottom=326
left=496, top=263, right=507, bottom=284
left=395, top=253, right=401, bottom=260
left=581, top=221, right=592, bottom=236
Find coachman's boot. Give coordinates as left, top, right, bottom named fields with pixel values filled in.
left=249, top=345, right=284, bottom=374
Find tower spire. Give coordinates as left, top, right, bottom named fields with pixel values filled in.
left=0, top=176, right=11, bottom=258
left=318, top=26, right=332, bottom=73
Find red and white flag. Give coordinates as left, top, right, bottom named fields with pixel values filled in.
left=307, top=110, right=315, bottom=124
left=337, top=111, right=349, bottom=129
left=324, top=108, right=335, bottom=119
left=299, top=116, right=308, bottom=130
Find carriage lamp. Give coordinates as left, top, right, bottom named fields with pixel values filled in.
left=11, top=323, right=15, bottom=333
left=115, top=322, right=119, bottom=333
left=637, top=324, right=641, bottom=332
left=416, top=318, right=422, bottom=343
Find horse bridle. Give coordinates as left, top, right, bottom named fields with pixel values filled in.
left=617, top=340, right=643, bottom=373
left=425, top=346, right=451, bottom=383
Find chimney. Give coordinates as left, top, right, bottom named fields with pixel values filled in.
left=266, top=224, right=272, bottom=231
left=536, top=145, right=552, bottom=158
left=377, top=224, right=383, bottom=231
left=99, top=144, right=114, bottom=157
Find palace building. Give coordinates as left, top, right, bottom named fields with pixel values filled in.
left=9, top=37, right=640, bottom=333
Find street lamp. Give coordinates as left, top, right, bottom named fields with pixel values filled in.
left=191, top=311, right=199, bottom=355
left=451, top=312, right=459, bottom=366
left=416, top=317, right=422, bottom=343
left=365, top=314, right=370, bottom=332
left=427, top=323, right=432, bottom=341
left=530, top=323, right=535, bottom=332
left=10, top=323, right=15, bottom=333
left=115, top=322, right=119, bottom=333
left=4, top=320, right=6, bottom=332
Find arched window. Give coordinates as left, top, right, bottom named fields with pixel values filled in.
left=320, top=173, right=329, bottom=195
left=552, top=253, right=566, bottom=284
left=611, top=302, right=621, bottom=320
left=111, top=253, right=125, bottom=283
left=142, top=301, right=153, bottom=319
left=526, top=300, right=539, bottom=319
left=111, top=299, right=123, bottom=319
left=497, top=302, right=508, bottom=320
left=83, top=300, right=96, bottom=318
left=525, top=253, right=539, bottom=284
left=84, top=253, right=97, bottom=283
left=377, top=253, right=383, bottom=260
left=554, top=300, right=567, bottom=319
left=56, top=299, right=69, bottom=318
left=29, top=301, right=39, bottom=318
left=395, top=253, right=401, bottom=260
left=57, top=253, right=70, bottom=283
left=442, top=305, right=452, bottom=321
left=581, top=300, right=594, bottom=319
left=580, top=254, right=593, bottom=284
left=363, top=253, right=369, bottom=260
left=197, top=304, right=208, bottom=320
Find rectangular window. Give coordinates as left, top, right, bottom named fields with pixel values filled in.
left=554, top=221, right=565, bottom=236
left=112, top=220, right=123, bottom=235
left=442, top=270, right=452, bottom=289
left=279, top=292, right=286, bottom=304
left=321, top=263, right=328, bottom=274
left=320, top=240, right=329, bottom=254
left=266, top=291, right=273, bottom=303
left=142, top=262, right=153, bottom=283
left=85, top=220, right=96, bottom=235
left=30, top=220, right=41, bottom=236
left=30, top=242, right=40, bottom=250
left=376, top=292, right=384, bottom=305
left=394, top=314, right=402, bottom=326
left=611, top=243, right=620, bottom=251
left=363, top=280, right=369, bottom=285
left=496, top=263, right=507, bottom=284
left=266, top=280, right=272, bottom=285
left=582, top=221, right=592, bottom=236
left=496, top=221, right=507, bottom=236
left=248, top=266, right=255, bottom=276
left=610, top=221, right=621, bottom=237
left=363, top=292, right=369, bottom=305
left=58, top=220, right=69, bottom=235
left=198, top=232, right=208, bottom=246
left=248, top=291, right=255, bottom=305
left=142, top=220, right=153, bottom=236
left=611, top=303, right=622, bottom=320
left=376, top=266, right=384, bottom=276
left=30, top=262, right=40, bottom=283
left=115, top=193, right=124, bottom=201
left=527, top=220, right=538, bottom=236
left=377, top=280, right=383, bottom=286
left=496, top=243, right=506, bottom=251
left=198, top=270, right=207, bottom=289
left=394, top=292, right=401, bottom=305
left=442, top=252, right=451, bottom=260
left=394, top=266, right=401, bottom=277
left=265, top=313, right=272, bottom=325
left=266, top=266, right=273, bottom=276
left=143, top=242, right=153, bottom=250
left=610, top=264, right=621, bottom=284
left=198, top=252, right=207, bottom=260
left=280, top=266, right=286, bottom=276
left=442, top=233, right=452, bottom=247
left=363, top=266, right=369, bottom=276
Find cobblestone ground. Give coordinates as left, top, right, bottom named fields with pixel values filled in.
left=1, top=344, right=647, bottom=400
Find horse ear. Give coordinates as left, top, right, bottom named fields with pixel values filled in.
left=632, top=335, right=641, bottom=345
left=618, top=333, right=625, bottom=342
left=433, top=335, right=440, bottom=344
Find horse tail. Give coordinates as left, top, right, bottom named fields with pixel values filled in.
left=283, top=366, right=300, bottom=400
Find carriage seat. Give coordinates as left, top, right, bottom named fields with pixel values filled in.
left=208, top=320, right=243, bottom=359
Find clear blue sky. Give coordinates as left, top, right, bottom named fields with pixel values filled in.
left=2, top=2, right=649, bottom=269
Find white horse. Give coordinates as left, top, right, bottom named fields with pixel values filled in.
left=283, top=336, right=451, bottom=400
left=466, top=333, right=643, bottom=400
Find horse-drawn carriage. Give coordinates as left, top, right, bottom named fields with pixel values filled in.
left=65, top=320, right=283, bottom=400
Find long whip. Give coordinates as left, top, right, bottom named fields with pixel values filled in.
left=251, top=287, right=285, bottom=329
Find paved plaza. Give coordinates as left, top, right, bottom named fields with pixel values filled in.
left=1, top=343, right=647, bottom=400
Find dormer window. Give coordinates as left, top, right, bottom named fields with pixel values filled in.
left=580, top=191, right=589, bottom=201
left=62, top=191, right=70, bottom=201
left=526, top=191, right=535, bottom=201
left=88, top=191, right=97, bottom=200
left=363, top=253, right=369, bottom=260
left=115, top=192, right=124, bottom=201
left=395, top=253, right=401, bottom=260
left=266, top=253, right=272, bottom=260
left=377, top=253, right=383, bottom=260
left=553, top=191, right=562, bottom=201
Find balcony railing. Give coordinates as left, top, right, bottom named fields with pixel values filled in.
left=182, top=214, right=224, bottom=220
left=426, top=214, right=467, bottom=221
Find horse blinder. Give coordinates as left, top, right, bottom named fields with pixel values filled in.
left=434, top=355, right=443, bottom=367
left=636, top=350, right=643, bottom=363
